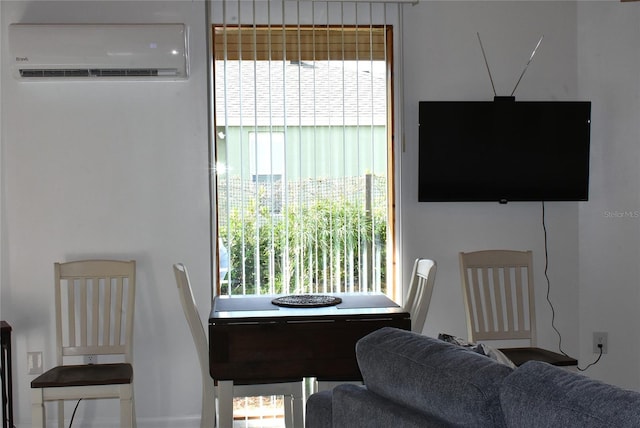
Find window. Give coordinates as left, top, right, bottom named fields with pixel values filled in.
left=249, top=132, right=285, bottom=184
left=212, top=0, right=398, bottom=299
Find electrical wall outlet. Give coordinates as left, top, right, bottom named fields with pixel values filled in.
left=84, top=355, right=98, bottom=365
left=593, top=331, right=608, bottom=354
left=27, top=351, right=43, bottom=375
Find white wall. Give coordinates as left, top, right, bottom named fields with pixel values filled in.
left=401, top=0, right=581, bottom=357
left=577, top=2, right=640, bottom=389
left=2, top=0, right=640, bottom=426
left=1, top=1, right=212, bottom=426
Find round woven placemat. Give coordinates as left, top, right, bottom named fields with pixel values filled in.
left=271, top=294, right=342, bottom=308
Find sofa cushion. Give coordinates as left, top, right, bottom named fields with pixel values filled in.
left=332, top=384, right=452, bottom=428
left=356, top=327, right=513, bottom=427
left=500, top=360, right=640, bottom=428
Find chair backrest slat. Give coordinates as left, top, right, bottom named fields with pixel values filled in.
left=80, top=279, right=88, bottom=347
left=67, top=281, right=77, bottom=348
left=514, top=266, right=526, bottom=334
left=491, top=269, right=510, bottom=331
left=103, top=279, right=112, bottom=347
left=114, top=276, right=124, bottom=348
left=91, top=277, right=100, bottom=347
left=502, top=267, right=514, bottom=334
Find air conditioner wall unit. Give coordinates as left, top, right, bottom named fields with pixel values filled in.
left=9, top=23, right=189, bottom=80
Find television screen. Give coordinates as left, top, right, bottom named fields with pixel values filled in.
left=418, top=100, right=591, bottom=203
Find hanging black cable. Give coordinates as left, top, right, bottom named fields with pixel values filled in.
left=541, top=201, right=602, bottom=371
left=68, top=398, right=82, bottom=428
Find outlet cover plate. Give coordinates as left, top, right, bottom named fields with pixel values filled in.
left=593, top=331, right=608, bottom=354
left=27, top=351, right=43, bottom=374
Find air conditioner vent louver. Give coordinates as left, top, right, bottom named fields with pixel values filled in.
left=20, top=69, right=89, bottom=78
left=20, top=69, right=74, bottom=78
left=9, top=23, right=189, bottom=81
left=18, top=68, right=179, bottom=78
left=92, top=69, right=156, bottom=77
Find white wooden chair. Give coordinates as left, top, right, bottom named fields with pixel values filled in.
left=458, top=250, right=576, bottom=367
left=173, top=263, right=305, bottom=428
left=31, top=260, right=136, bottom=428
left=405, top=258, right=437, bottom=334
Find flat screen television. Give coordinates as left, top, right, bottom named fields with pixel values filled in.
left=418, top=99, right=591, bottom=203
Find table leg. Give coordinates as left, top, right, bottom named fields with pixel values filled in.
left=1, top=325, right=12, bottom=428
left=292, top=390, right=305, bottom=428
left=6, top=336, right=12, bottom=428
left=217, top=380, right=234, bottom=428
left=1, top=358, right=5, bottom=428
left=283, top=395, right=293, bottom=428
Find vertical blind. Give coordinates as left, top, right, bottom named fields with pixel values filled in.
left=211, top=0, right=402, bottom=298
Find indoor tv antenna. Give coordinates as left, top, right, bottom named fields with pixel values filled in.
left=477, top=32, right=544, bottom=100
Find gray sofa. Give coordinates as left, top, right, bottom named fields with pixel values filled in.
left=306, top=327, right=640, bottom=428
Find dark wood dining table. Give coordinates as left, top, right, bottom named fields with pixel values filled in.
left=209, top=292, right=410, bottom=427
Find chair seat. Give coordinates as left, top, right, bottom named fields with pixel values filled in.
left=31, top=363, right=133, bottom=388
left=500, top=347, right=578, bottom=367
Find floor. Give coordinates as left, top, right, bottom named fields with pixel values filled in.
left=233, top=420, right=285, bottom=428
left=232, top=396, right=286, bottom=428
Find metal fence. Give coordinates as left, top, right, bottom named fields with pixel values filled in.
left=217, top=174, right=388, bottom=295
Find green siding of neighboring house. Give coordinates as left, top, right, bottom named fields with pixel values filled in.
left=217, top=125, right=387, bottom=180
